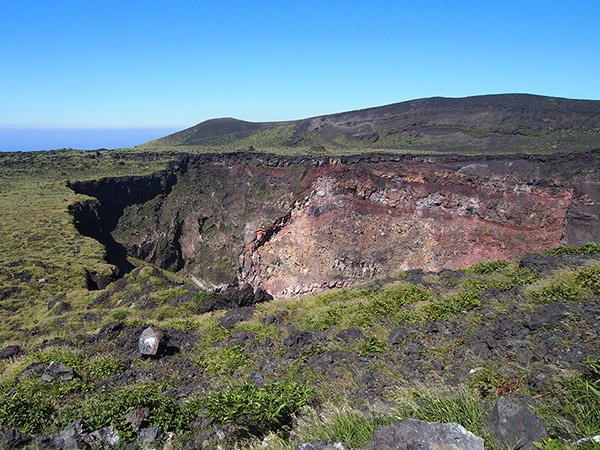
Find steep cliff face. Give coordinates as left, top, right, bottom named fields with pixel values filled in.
left=110, top=155, right=303, bottom=286
left=238, top=153, right=600, bottom=296
left=68, top=151, right=600, bottom=297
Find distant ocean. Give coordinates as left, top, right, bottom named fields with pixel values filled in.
left=0, top=127, right=179, bottom=152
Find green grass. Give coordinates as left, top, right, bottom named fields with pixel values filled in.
left=302, top=283, right=431, bottom=330
left=543, top=242, right=600, bottom=256
left=200, top=380, right=312, bottom=437
left=526, top=265, right=600, bottom=304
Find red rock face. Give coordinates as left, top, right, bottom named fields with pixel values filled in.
left=239, top=160, right=576, bottom=297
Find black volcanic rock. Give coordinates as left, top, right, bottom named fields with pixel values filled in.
left=0, top=345, right=21, bottom=360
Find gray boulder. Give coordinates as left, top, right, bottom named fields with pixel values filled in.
left=0, top=345, right=21, bottom=360
left=364, top=418, right=484, bottom=450
left=41, top=361, right=75, bottom=382
left=485, top=396, right=547, bottom=450
left=126, top=407, right=150, bottom=429
left=34, top=420, right=88, bottom=450
left=295, top=440, right=347, bottom=450
left=0, top=428, right=28, bottom=448
left=388, top=327, right=410, bottom=345
left=87, top=426, right=120, bottom=448
left=17, top=362, right=48, bottom=381
left=336, top=327, right=364, bottom=342
left=138, top=326, right=166, bottom=356
left=138, top=427, right=161, bottom=446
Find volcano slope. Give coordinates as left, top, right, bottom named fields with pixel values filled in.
left=0, top=94, right=599, bottom=449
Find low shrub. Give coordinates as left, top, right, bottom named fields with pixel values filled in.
left=202, top=345, right=247, bottom=375
left=304, top=283, right=430, bottom=329
left=61, top=383, right=188, bottom=442
left=0, top=386, right=56, bottom=433
left=202, top=380, right=312, bottom=436
left=358, top=336, right=386, bottom=356
left=527, top=266, right=600, bottom=304
left=422, top=291, right=481, bottom=322
left=543, top=242, right=600, bottom=256
left=463, top=260, right=510, bottom=275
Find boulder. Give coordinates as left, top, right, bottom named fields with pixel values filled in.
left=219, top=307, right=255, bottom=329
left=138, top=326, right=166, bottom=356
left=87, top=426, right=120, bottom=448
left=364, top=418, right=484, bottom=450
left=34, top=420, right=88, bottom=450
left=0, top=428, right=29, bottom=448
left=41, top=361, right=75, bottom=382
left=138, top=427, right=161, bottom=446
left=295, top=440, right=347, bottom=450
left=0, top=345, right=21, bottom=360
left=485, top=396, right=547, bottom=450
left=335, top=327, right=364, bottom=342
left=125, top=407, right=150, bottom=430
left=284, top=327, right=323, bottom=358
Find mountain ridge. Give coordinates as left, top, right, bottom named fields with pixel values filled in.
left=141, top=93, right=600, bottom=154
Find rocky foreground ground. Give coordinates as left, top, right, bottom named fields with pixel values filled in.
left=0, top=246, right=599, bottom=449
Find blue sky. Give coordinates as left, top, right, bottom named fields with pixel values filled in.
left=1, top=0, right=599, bottom=150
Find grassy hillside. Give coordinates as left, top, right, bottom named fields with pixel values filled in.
left=0, top=246, right=599, bottom=449
left=135, top=94, right=600, bottom=156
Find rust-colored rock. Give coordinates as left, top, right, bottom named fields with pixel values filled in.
left=239, top=157, right=596, bottom=297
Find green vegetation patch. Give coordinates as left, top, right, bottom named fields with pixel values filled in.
left=421, top=291, right=481, bottom=322
left=201, top=345, right=248, bottom=375
left=527, top=265, right=600, bottom=304
left=461, top=259, right=510, bottom=274
left=303, top=283, right=431, bottom=330
left=543, top=242, right=600, bottom=256
left=200, top=380, right=312, bottom=436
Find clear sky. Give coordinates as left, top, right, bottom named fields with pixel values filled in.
left=1, top=0, right=599, bottom=150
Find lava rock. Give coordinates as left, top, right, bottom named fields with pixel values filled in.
left=308, top=351, right=355, bottom=372
left=388, top=327, right=410, bottom=345
left=364, top=418, right=484, bottom=450
left=336, top=327, right=364, bottom=342
left=0, top=428, right=29, bottom=448
left=227, top=329, right=251, bottom=346
left=96, top=321, right=124, bottom=342
left=88, top=426, right=120, bottom=448
left=53, top=301, right=73, bottom=315
left=41, top=361, right=75, bottom=382
left=519, top=253, right=556, bottom=274
left=295, top=440, right=347, bottom=450
left=284, top=327, right=323, bottom=358
left=125, top=407, right=150, bottom=430
left=0, top=345, right=21, bottom=360
left=138, top=326, right=166, bottom=356
left=219, top=307, right=255, bottom=328
left=249, top=371, right=266, bottom=386
left=523, top=303, right=567, bottom=331
left=34, top=420, right=87, bottom=450
left=18, top=362, right=48, bottom=381
left=138, top=427, right=161, bottom=446
left=484, top=396, right=547, bottom=450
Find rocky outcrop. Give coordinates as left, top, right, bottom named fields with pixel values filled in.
left=239, top=154, right=599, bottom=296
left=364, top=419, right=484, bottom=450
left=485, top=396, right=548, bottom=450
